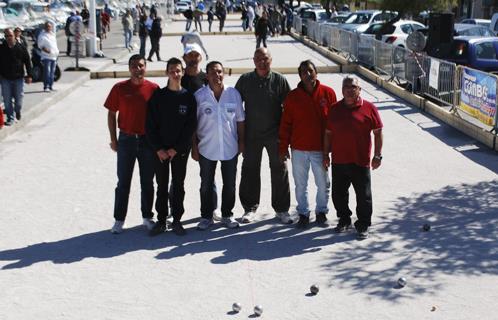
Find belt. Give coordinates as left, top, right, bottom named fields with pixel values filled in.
left=121, top=131, right=144, bottom=138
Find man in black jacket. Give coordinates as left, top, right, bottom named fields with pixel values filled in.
left=146, top=57, right=197, bottom=236
left=0, top=28, right=32, bottom=126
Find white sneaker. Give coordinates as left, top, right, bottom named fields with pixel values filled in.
left=221, top=216, right=239, bottom=229
left=213, top=210, right=222, bottom=221
left=276, top=212, right=293, bottom=224
left=142, top=218, right=155, bottom=230
left=241, top=211, right=256, bottom=223
left=197, top=218, right=214, bottom=231
left=111, top=221, right=124, bottom=234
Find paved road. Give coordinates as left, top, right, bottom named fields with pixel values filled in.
left=1, top=18, right=497, bottom=320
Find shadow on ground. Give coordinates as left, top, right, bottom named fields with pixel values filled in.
left=322, top=180, right=498, bottom=301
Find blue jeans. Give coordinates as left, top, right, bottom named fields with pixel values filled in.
left=114, top=132, right=155, bottom=221
left=42, top=59, right=56, bottom=90
left=199, top=154, right=238, bottom=219
left=124, top=29, right=132, bottom=48
left=0, top=78, right=24, bottom=121
left=291, top=150, right=330, bottom=216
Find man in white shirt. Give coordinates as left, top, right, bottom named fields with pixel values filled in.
left=192, top=61, right=245, bottom=230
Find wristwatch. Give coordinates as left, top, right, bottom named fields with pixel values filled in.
left=373, top=155, right=383, bottom=161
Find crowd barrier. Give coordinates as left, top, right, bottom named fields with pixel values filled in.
left=291, top=16, right=498, bottom=130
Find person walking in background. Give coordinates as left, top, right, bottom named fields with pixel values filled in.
left=182, top=43, right=207, bottom=93
left=0, top=28, right=32, bottom=126
left=101, top=9, right=111, bottom=38
left=323, top=76, right=384, bottom=240
left=235, top=48, right=292, bottom=224
left=215, top=0, right=227, bottom=32
left=65, top=11, right=76, bottom=55
left=193, top=6, right=203, bottom=32
left=14, top=27, right=28, bottom=49
left=184, top=7, right=194, bottom=31
left=146, top=58, right=197, bottom=237
left=122, top=9, right=134, bottom=50
left=247, top=4, right=255, bottom=31
left=104, top=54, right=159, bottom=234
left=37, top=21, right=59, bottom=92
left=241, top=3, right=248, bottom=31
left=192, top=61, right=245, bottom=231
left=255, top=11, right=272, bottom=48
left=138, top=13, right=148, bottom=57
left=279, top=60, right=337, bottom=228
left=147, top=15, right=162, bottom=61
left=207, top=7, right=215, bottom=32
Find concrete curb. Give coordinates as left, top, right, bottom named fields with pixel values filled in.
left=289, top=31, right=498, bottom=152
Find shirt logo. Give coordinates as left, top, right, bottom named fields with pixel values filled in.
left=226, top=108, right=235, bottom=113
left=204, top=108, right=213, bottom=115
left=179, top=105, right=188, bottom=115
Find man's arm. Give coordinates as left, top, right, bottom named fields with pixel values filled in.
left=323, top=129, right=331, bottom=169
left=237, top=121, right=245, bottom=155
left=371, top=128, right=383, bottom=170
left=107, top=111, right=118, bottom=152
left=191, top=132, right=200, bottom=161
left=23, top=46, right=32, bottom=83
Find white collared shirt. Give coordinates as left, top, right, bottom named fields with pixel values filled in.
left=194, top=85, right=245, bottom=160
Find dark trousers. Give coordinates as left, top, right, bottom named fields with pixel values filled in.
left=148, top=37, right=160, bottom=60
left=256, top=35, right=267, bottom=48
left=239, top=136, right=290, bottom=213
left=331, top=164, right=373, bottom=230
left=199, top=154, right=238, bottom=219
left=219, top=18, right=225, bottom=31
left=114, top=132, right=155, bottom=221
left=66, top=37, right=71, bottom=55
left=154, top=151, right=189, bottom=223
left=139, top=35, right=147, bottom=57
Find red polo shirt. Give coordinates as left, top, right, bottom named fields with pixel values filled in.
left=104, top=79, right=159, bottom=135
left=279, top=80, right=337, bottom=154
left=326, top=98, right=383, bottom=167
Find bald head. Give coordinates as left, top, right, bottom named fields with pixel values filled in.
left=253, top=48, right=272, bottom=77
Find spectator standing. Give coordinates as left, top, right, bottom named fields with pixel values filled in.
left=14, top=27, right=28, bottom=49
left=104, top=55, right=159, bottom=234
left=146, top=58, right=197, bottom=236
left=122, top=9, right=134, bottom=50
left=193, top=6, right=204, bottom=32
left=182, top=44, right=207, bottom=94
left=255, top=11, right=272, bottom=48
left=235, top=48, right=292, bottom=224
left=37, top=21, right=59, bottom=92
left=65, top=12, right=77, bottom=55
left=215, top=0, right=227, bottom=32
left=147, top=15, right=162, bottom=61
left=323, top=76, right=384, bottom=240
left=279, top=60, right=337, bottom=228
left=138, top=13, right=148, bottom=57
left=193, top=61, right=245, bottom=231
left=181, top=31, right=209, bottom=60
left=184, top=7, right=194, bottom=31
left=0, top=28, right=32, bottom=126
left=247, top=4, right=255, bottom=31
left=207, top=7, right=215, bottom=32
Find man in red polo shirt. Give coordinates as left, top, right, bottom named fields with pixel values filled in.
left=104, top=54, right=160, bottom=234
left=323, top=76, right=383, bottom=240
left=279, top=60, right=337, bottom=229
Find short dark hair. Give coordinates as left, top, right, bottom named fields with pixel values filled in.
left=206, top=61, right=223, bottom=73
left=128, top=54, right=145, bottom=67
left=166, top=57, right=184, bottom=71
left=298, top=60, right=317, bottom=75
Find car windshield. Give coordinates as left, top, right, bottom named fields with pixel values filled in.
left=318, top=12, right=329, bottom=21
left=345, top=13, right=372, bottom=24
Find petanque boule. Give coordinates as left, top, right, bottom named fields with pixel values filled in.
left=422, top=223, right=431, bottom=231
left=254, top=305, right=263, bottom=316
left=310, top=284, right=319, bottom=295
left=397, top=277, right=407, bottom=287
left=232, top=302, right=242, bottom=313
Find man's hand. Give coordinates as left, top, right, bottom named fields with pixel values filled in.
left=157, top=149, right=169, bottom=162
left=238, top=142, right=245, bottom=156
left=109, top=140, right=118, bottom=152
left=24, top=76, right=32, bottom=84
left=191, top=147, right=199, bottom=161
left=322, top=154, right=330, bottom=169
left=279, top=150, right=290, bottom=164
left=166, top=148, right=177, bottom=159
left=371, top=157, right=381, bottom=170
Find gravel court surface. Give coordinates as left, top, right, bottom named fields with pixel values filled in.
left=1, top=46, right=498, bottom=319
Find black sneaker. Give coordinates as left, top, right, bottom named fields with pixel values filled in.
left=15, top=112, right=21, bottom=121
left=296, top=215, right=310, bottom=229
left=315, top=212, right=327, bottom=225
left=334, top=220, right=351, bottom=233
left=357, top=227, right=369, bottom=240
left=171, top=221, right=187, bottom=236
left=149, top=221, right=167, bottom=236
left=4, top=119, right=14, bottom=126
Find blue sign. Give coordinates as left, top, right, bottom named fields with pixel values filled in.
left=459, top=67, right=497, bottom=126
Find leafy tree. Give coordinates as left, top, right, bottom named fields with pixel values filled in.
left=380, top=0, right=458, bottom=18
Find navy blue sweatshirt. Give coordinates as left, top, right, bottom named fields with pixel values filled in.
left=146, top=86, right=197, bottom=155
left=0, top=41, right=32, bottom=80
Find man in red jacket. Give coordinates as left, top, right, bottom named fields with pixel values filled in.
left=279, top=60, right=337, bottom=228
left=323, top=76, right=383, bottom=240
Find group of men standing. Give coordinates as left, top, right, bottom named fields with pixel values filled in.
left=105, top=45, right=383, bottom=240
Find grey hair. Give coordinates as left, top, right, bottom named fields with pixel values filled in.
left=342, top=76, right=359, bottom=87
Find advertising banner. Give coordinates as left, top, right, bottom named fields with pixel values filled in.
left=459, top=67, right=497, bottom=126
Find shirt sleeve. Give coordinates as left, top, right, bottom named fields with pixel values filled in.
left=23, top=46, right=32, bottom=78
left=280, top=75, right=291, bottom=105
left=370, top=103, right=383, bottom=130
left=103, top=84, right=120, bottom=112
left=234, top=89, right=245, bottom=121
left=145, top=90, right=163, bottom=152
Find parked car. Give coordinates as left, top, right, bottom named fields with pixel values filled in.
left=301, top=9, right=328, bottom=23
left=175, top=1, right=191, bottom=13
left=433, top=36, right=498, bottom=72
left=459, top=18, right=491, bottom=28
left=339, top=10, right=398, bottom=33
left=324, top=13, right=349, bottom=25
left=454, top=23, right=495, bottom=37
left=491, top=12, right=498, bottom=35
left=362, top=20, right=426, bottom=48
